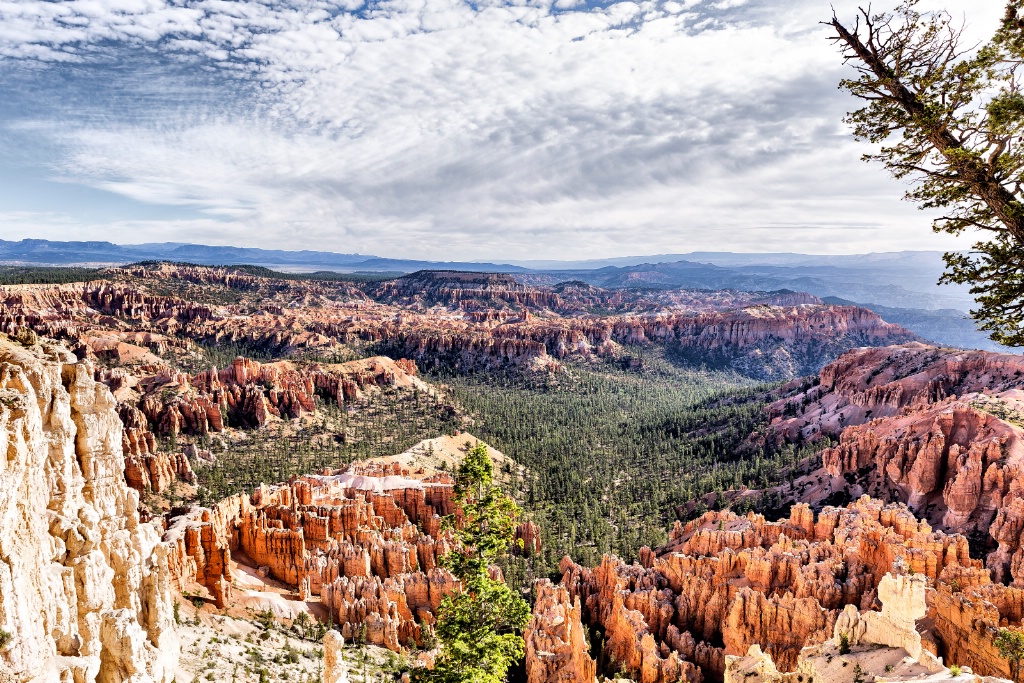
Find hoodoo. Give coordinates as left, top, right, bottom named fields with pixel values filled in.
left=161, top=437, right=521, bottom=649
left=527, top=497, right=1021, bottom=683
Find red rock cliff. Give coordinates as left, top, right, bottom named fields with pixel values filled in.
left=765, top=344, right=1024, bottom=586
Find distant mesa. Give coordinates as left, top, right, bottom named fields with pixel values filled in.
left=0, top=240, right=999, bottom=349
left=0, top=262, right=920, bottom=381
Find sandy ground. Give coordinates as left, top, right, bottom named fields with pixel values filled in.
left=174, top=613, right=404, bottom=683
left=799, top=641, right=981, bottom=682
left=180, top=549, right=326, bottom=622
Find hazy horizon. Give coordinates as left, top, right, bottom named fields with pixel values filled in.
left=0, top=238, right=959, bottom=266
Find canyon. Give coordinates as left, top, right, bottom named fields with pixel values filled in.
left=0, top=263, right=927, bottom=528
left=0, top=329, right=490, bottom=683
left=0, top=263, right=1022, bottom=683
left=0, top=321, right=464, bottom=682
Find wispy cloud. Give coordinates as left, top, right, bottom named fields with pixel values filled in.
left=0, top=0, right=1005, bottom=259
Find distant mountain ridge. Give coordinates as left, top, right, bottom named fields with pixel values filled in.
left=0, top=239, right=531, bottom=273
left=820, top=297, right=1004, bottom=352
left=518, top=257, right=971, bottom=310
left=0, top=239, right=964, bottom=303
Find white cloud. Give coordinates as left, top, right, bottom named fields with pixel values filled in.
left=0, top=0, right=1007, bottom=259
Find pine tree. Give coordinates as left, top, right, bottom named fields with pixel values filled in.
left=829, top=2, right=1024, bottom=346
left=412, top=443, right=531, bottom=683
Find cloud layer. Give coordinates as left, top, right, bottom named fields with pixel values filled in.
left=0, top=0, right=1006, bottom=259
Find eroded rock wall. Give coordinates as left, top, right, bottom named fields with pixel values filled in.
left=137, top=356, right=424, bottom=438
left=763, top=344, right=1024, bottom=586
left=525, top=580, right=598, bottom=683
left=0, top=336, right=178, bottom=682
left=165, top=461, right=461, bottom=651
left=532, top=497, right=997, bottom=683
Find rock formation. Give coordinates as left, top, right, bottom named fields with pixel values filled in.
left=525, top=580, right=598, bottom=683
left=135, top=356, right=425, bottom=438
left=162, top=442, right=502, bottom=651
left=515, top=521, right=543, bottom=555
left=761, top=343, right=1024, bottom=585
left=529, top=496, right=1020, bottom=683
left=123, top=449, right=194, bottom=496
left=833, top=573, right=930, bottom=660
left=323, top=630, right=347, bottom=683
left=0, top=334, right=178, bottom=682
left=118, top=402, right=195, bottom=495
left=767, top=343, right=1024, bottom=443
left=361, top=304, right=917, bottom=380
left=369, top=271, right=567, bottom=312
left=369, top=270, right=823, bottom=316
left=725, top=572, right=1009, bottom=683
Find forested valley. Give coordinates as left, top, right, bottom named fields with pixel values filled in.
left=170, top=343, right=822, bottom=591
left=437, top=349, right=830, bottom=587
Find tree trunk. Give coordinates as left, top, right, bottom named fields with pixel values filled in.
left=831, top=17, right=1024, bottom=242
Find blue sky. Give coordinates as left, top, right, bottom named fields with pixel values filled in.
left=0, top=0, right=1005, bottom=260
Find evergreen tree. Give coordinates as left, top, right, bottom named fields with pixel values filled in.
left=830, top=2, right=1024, bottom=346
left=996, top=627, right=1024, bottom=682
left=413, top=443, right=531, bottom=683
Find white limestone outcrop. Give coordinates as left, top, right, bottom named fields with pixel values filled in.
left=725, top=572, right=1010, bottom=683
left=834, top=573, right=931, bottom=661
left=323, top=631, right=347, bottom=683
left=0, top=336, right=178, bottom=682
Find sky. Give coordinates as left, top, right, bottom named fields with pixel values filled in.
left=0, top=0, right=1007, bottom=261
